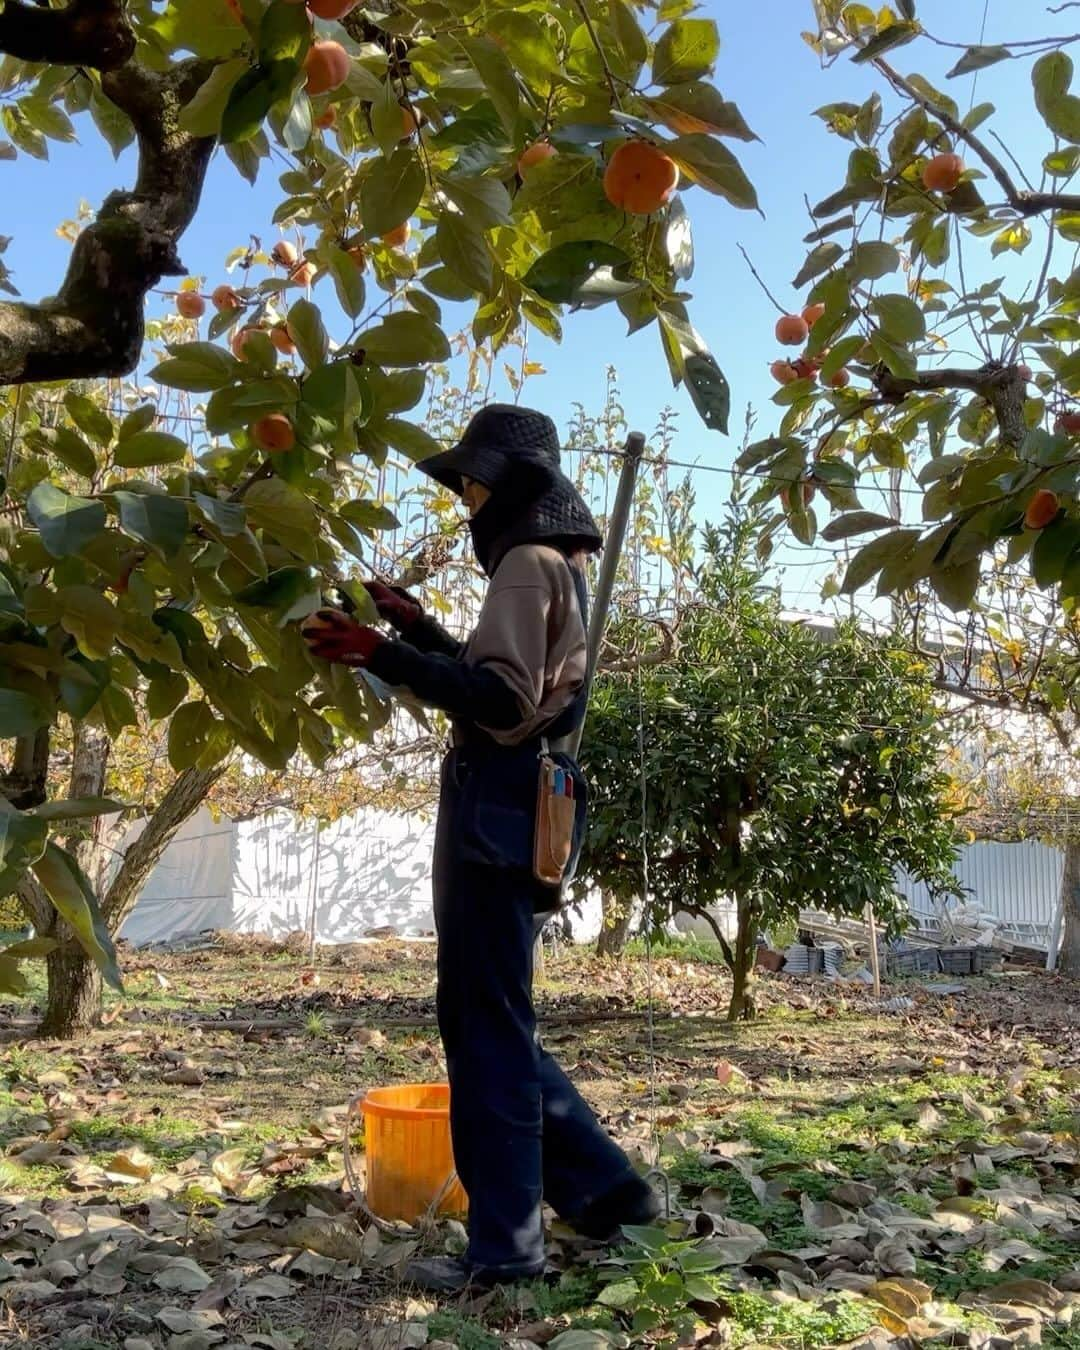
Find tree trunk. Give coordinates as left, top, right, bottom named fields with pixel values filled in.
left=38, top=943, right=103, bottom=1038
left=39, top=761, right=222, bottom=1038
left=727, top=899, right=758, bottom=1022
left=1058, top=838, right=1080, bottom=978
left=596, top=891, right=634, bottom=958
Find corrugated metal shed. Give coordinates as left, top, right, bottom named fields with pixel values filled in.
left=896, top=839, right=1063, bottom=945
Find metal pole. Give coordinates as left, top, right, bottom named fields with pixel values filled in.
left=566, top=431, right=646, bottom=759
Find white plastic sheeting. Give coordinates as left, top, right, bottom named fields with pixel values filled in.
left=119, top=806, right=440, bottom=946
left=120, top=811, right=1065, bottom=951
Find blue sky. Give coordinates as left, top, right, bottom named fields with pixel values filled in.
left=6, top=1, right=1058, bottom=606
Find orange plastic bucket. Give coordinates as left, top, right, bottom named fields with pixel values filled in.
left=360, top=1083, right=468, bottom=1223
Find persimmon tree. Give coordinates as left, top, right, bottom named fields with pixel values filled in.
left=579, top=502, right=959, bottom=1020
left=744, top=2, right=1080, bottom=611
left=0, top=1, right=758, bottom=1030
left=745, top=1, right=1080, bottom=976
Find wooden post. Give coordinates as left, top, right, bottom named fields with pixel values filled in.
left=865, top=903, right=881, bottom=998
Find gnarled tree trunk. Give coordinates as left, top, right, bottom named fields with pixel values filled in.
left=1058, top=838, right=1080, bottom=978
left=34, top=735, right=222, bottom=1037
left=596, top=890, right=635, bottom=957
left=727, top=898, right=758, bottom=1022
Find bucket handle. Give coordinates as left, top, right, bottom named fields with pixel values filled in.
left=343, top=1092, right=461, bottom=1238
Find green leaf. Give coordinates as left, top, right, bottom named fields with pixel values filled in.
left=793, top=242, right=842, bottom=288
left=32, top=843, right=123, bottom=991
left=360, top=146, right=426, bottom=238
left=929, top=558, right=980, bottom=611
left=597, top=1278, right=639, bottom=1309
left=462, top=36, right=520, bottom=135
left=372, top=78, right=406, bottom=158
left=1, top=937, right=57, bottom=959
left=684, top=352, right=730, bottom=434
left=245, top=478, right=320, bottom=556
left=234, top=565, right=316, bottom=614
left=441, top=175, right=513, bottom=228
left=1032, top=517, right=1080, bottom=588
left=64, top=392, right=113, bottom=447
left=149, top=0, right=249, bottom=60
left=28, top=426, right=96, bottom=478
left=842, top=528, right=921, bottom=593
left=378, top=419, right=442, bottom=463
left=0, top=688, right=51, bottom=737
left=90, top=88, right=135, bottom=157
left=1033, top=52, right=1080, bottom=144
left=436, top=212, right=494, bottom=295
left=118, top=404, right=159, bottom=441
left=27, top=482, right=107, bottom=558
left=287, top=297, right=329, bottom=368
left=870, top=294, right=926, bottom=344
left=524, top=241, right=630, bottom=304
left=0, top=802, right=48, bottom=880
left=260, top=0, right=311, bottom=63
left=340, top=500, right=402, bottom=531
left=850, top=241, right=900, bottom=282
left=821, top=511, right=901, bottom=542
left=114, top=491, right=189, bottom=558
left=486, top=11, right=562, bottom=91
left=222, top=62, right=297, bottom=144
left=645, top=83, right=757, bottom=141
left=852, top=22, right=919, bottom=64
left=668, top=134, right=759, bottom=211
left=147, top=671, right=189, bottom=720
left=653, top=17, right=719, bottom=84
left=820, top=335, right=864, bottom=381
left=168, top=701, right=218, bottom=771
left=179, top=58, right=247, bottom=136
left=113, top=430, right=188, bottom=468
left=30, top=798, right=125, bottom=822
left=326, top=246, right=366, bottom=320
left=947, top=45, right=1010, bottom=79
left=359, top=312, right=450, bottom=367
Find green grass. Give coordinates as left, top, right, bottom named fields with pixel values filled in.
left=624, top=932, right=730, bottom=967
left=725, top=1291, right=879, bottom=1348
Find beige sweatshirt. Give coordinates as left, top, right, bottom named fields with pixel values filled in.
left=465, top=544, right=588, bottom=746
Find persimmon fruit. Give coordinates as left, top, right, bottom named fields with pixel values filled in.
left=775, top=314, right=809, bottom=346
left=270, top=324, right=296, bottom=355
left=304, top=41, right=350, bottom=97
left=518, top=141, right=557, bottom=177
left=290, top=259, right=317, bottom=287
left=603, top=140, right=679, bottom=215
left=176, top=292, right=205, bottom=319
left=271, top=240, right=298, bottom=268
left=1056, top=411, right=1080, bottom=435
left=922, top=152, right=963, bottom=193
left=309, top=0, right=359, bottom=17
left=252, top=414, right=296, bottom=454
left=828, top=368, right=851, bottom=389
left=231, top=326, right=262, bottom=359
left=1025, top=489, right=1060, bottom=530
left=315, top=107, right=337, bottom=130
left=212, top=284, right=243, bottom=312
left=382, top=221, right=410, bottom=248
left=771, top=360, right=799, bottom=385
left=802, top=302, right=826, bottom=328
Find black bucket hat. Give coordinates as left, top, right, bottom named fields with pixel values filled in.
left=420, top=403, right=561, bottom=494
left=420, top=403, right=603, bottom=573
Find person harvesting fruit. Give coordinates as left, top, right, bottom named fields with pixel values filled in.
left=301, top=405, right=659, bottom=1293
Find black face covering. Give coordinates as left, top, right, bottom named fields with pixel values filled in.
left=468, top=463, right=553, bottom=576
left=468, top=463, right=603, bottom=576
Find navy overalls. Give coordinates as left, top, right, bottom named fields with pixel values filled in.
left=432, top=566, right=640, bottom=1277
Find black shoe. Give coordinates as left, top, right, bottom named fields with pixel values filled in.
left=403, top=1255, right=544, bottom=1294
left=572, top=1174, right=662, bottom=1241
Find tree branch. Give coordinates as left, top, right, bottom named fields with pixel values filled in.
left=875, top=57, right=1080, bottom=218
left=0, top=0, right=135, bottom=70
left=0, top=58, right=216, bottom=386
left=872, top=361, right=1028, bottom=447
